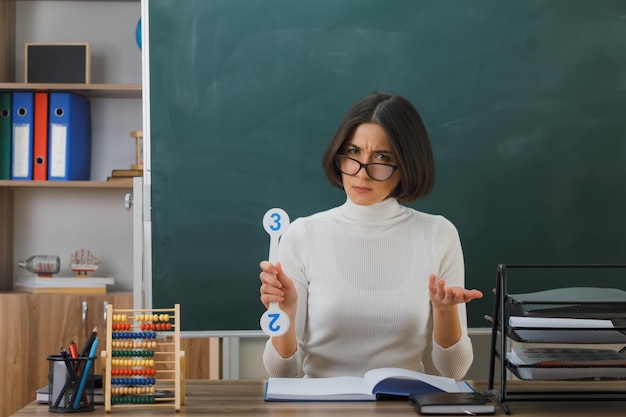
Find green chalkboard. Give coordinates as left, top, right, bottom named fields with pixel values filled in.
left=148, top=0, right=626, bottom=332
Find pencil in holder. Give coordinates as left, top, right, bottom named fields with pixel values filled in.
left=47, top=354, right=96, bottom=413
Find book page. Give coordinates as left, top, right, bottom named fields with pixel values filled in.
left=265, top=376, right=373, bottom=400
left=362, top=368, right=460, bottom=393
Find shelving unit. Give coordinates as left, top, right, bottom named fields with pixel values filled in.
left=0, top=0, right=142, bottom=290
left=0, top=179, right=132, bottom=188
left=0, top=291, right=134, bottom=417
left=487, top=264, right=626, bottom=414
left=0, top=2, right=142, bottom=414
left=0, top=3, right=219, bottom=415
left=0, top=82, right=141, bottom=98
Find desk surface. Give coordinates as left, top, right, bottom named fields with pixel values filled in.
left=11, top=380, right=626, bottom=416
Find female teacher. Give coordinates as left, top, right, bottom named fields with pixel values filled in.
left=259, top=91, right=483, bottom=379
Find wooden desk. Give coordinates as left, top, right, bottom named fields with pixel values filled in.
left=10, top=380, right=626, bottom=416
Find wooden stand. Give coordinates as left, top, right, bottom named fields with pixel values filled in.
left=130, top=130, right=143, bottom=170
left=101, top=304, right=184, bottom=412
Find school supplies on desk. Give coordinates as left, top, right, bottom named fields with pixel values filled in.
left=37, top=385, right=104, bottom=405
left=51, top=334, right=99, bottom=410
left=80, top=326, right=98, bottom=358
left=264, top=367, right=473, bottom=401
left=69, top=341, right=79, bottom=360
left=409, top=392, right=495, bottom=415
left=102, top=304, right=183, bottom=411
left=48, top=92, right=91, bottom=181
left=73, top=337, right=98, bottom=409
left=11, top=92, right=34, bottom=180
left=47, top=352, right=96, bottom=412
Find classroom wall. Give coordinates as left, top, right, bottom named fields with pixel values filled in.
left=13, top=1, right=142, bottom=290
left=17, top=2, right=615, bottom=383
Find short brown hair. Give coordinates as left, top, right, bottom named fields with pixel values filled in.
left=322, top=91, right=435, bottom=203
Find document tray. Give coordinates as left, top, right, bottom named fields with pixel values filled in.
left=507, top=287, right=626, bottom=319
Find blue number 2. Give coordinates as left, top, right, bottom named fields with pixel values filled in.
left=270, top=212, right=282, bottom=231
left=268, top=313, right=282, bottom=332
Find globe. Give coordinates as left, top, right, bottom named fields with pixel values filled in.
left=135, top=18, right=142, bottom=50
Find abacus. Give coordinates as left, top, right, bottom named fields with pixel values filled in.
left=101, top=304, right=183, bottom=412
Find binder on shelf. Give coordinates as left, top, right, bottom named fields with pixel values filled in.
left=0, top=92, right=11, bottom=179
left=11, top=92, right=34, bottom=180
left=33, top=92, right=49, bottom=181
left=48, top=92, right=92, bottom=181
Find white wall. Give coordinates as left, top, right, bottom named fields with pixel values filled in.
left=13, top=1, right=142, bottom=290
left=16, top=1, right=142, bottom=85
left=13, top=187, right=135, bottom=289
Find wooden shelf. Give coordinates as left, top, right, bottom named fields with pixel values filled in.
left=0, top=82, right=141, bottom=98
left=0, top=2, right=141, bottom=415
left=0, top=179, right=134, bottom=188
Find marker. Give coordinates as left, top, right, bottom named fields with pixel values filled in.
left=54, top=346, right=77, bottom=408
left=260, top=208, right=291, bottom=337
left=68, top=341, right=79, bottom=361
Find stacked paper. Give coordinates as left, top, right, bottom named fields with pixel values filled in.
left=14, top=277, right=115, bottom=294
left=507, top=347, right=626, bottom=380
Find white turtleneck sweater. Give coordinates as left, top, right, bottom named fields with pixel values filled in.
left=263, top=197, right=474, bottom=380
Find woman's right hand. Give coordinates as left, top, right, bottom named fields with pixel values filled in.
left=259, top=261, right=298, bottom=321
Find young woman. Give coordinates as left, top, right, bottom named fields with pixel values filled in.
left=259, top=91, right=483, bottom=379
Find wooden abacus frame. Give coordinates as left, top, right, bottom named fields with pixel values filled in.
left=101, top=304, right=184, bottom=412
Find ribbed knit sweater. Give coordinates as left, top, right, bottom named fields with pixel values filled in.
left=263, top=197, right=474, bottom=380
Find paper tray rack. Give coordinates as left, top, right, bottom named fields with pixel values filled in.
left=486, top=264, right=626, bottom=414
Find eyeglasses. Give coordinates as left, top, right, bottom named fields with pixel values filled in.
left=334, top=154, right=398, bottom=182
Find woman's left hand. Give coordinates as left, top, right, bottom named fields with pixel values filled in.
left=428, top=274, right=483, bottom=308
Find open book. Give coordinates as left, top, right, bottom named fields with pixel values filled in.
left=264, top=367, right=473, bottom=401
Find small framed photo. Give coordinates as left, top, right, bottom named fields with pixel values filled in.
left=25, top=42, right=91, bottom=84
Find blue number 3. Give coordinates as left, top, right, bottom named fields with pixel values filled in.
left=270, top=212, right=282, bottom=231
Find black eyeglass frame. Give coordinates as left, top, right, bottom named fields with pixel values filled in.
left=334, top=154, right=398, bottom=182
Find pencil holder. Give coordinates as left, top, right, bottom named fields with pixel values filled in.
left=47, top=354, right=96, bottom=413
